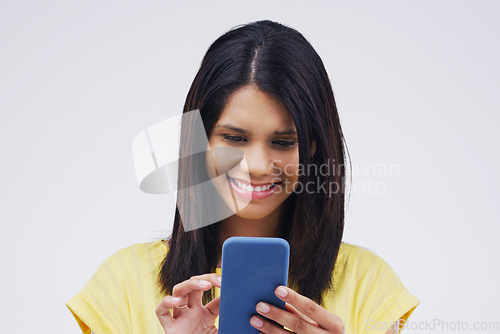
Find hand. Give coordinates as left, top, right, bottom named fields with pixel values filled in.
left=250, top=286, right=345, bottom=333
left=156, top=273, right=221, bottom=334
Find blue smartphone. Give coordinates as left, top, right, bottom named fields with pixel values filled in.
left=218, top=236, right=290, bottom=333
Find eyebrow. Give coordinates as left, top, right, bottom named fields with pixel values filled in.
left=214, top=124, right=297, bottom=136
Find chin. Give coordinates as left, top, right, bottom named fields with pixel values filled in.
left=230, top=196, right=290, bottom=220
left=231, top=204, right=277, bottom=220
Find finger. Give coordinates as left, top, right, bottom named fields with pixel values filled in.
left=155, top=295, right=184, bottom=329
left=254, top=302, right=323, bottom=334
left=205, top=296, right=220, bottom=317
left=250, top=315, right=290, bottom=334
left=285, top=303, right=319, bottom=327
left=275, top=286, right=344, bottom=332
left=172, top=274, right=221, bottom=307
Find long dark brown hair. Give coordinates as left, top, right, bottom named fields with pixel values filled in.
left=157, top=20, right=350, bottom=307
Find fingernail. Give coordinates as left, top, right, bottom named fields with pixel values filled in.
left=217, top=276, right=222, bottom=283
left=199, top=279, right=211, bottom=287
left=171, top=297, right=181, bottom=302
left=276, top=286, right=288, bottom=297
left=250, top=316, right=263, bottom=328
left=256, top=302, right=270, bottom=313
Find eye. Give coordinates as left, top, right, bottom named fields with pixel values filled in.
left=273, top=140, right=297, bottom=148
left=222, top=135, right=247, bottom=144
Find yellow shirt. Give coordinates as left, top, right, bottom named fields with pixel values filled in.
left=66, top=240, right=419, bottom=334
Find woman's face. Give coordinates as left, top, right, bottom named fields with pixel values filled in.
left=206, top=85, right=302, bottom=220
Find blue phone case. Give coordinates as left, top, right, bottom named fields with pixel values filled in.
left=218, top=237, right=290, bottom=333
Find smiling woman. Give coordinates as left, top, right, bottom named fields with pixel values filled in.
left=208, top=86, right=303, bottom=226
left=66, top=20, right=419, bottom=334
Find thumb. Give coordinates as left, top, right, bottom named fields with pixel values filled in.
left=155, top=297, right=176, bottom=329
left=205, top=296, right=220, bottom=317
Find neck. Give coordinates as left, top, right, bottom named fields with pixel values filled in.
left=216, top=205, right=283, bottom=266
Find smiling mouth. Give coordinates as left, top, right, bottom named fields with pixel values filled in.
left=229, top=177, right=282, bottom=192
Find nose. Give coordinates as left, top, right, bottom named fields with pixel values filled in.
left=240, top=144, right=275, bottom=178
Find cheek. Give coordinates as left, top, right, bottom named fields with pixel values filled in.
left=205, top=142, right=215, bottom=178
left=275, top=152, right=300, bottom=181
left=207, top=136, right=217, bottom=149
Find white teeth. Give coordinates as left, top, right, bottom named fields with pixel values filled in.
left=232, top=178, right=274, bottom=192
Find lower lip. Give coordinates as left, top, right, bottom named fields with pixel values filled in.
left=229, top=178, right=280, bottom=200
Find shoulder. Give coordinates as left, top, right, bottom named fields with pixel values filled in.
left=336, top=242, right=394, bottom=275
left=335, top=242, right=410, bottom=293
left=66, top=239, right=168, bottom=333
left=107, top=239, right=167, bottom=266
left=332, top=242, right=390, bottom=286
left=106, top=238, right=168, bottom=262
left=338, top=242, right=385, bottom=262
left=337, top=242, right=379, bottom=263
left=330, top=242, right=420, bottom=333
left=88, top=239, right=167, bottom=282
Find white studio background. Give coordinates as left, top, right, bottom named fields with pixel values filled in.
left=0, top=1, right=498, bottom=333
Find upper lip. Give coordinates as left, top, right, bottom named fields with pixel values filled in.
left=230, top=177, right=282, bottom=187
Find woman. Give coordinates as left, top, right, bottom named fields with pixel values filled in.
left=66, top=20, right=419, bottom=334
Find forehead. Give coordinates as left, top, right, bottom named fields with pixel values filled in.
left=216, top=85, right=296, bottom=131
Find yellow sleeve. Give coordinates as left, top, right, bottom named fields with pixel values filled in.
left=66, top=247, right=134, bottom=334
left=360, top=250, right=420, bottom=334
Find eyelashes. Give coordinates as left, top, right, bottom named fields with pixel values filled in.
left=223, top=135, right=246, bottom=143
left=221, top=135, right=297, bottom=149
